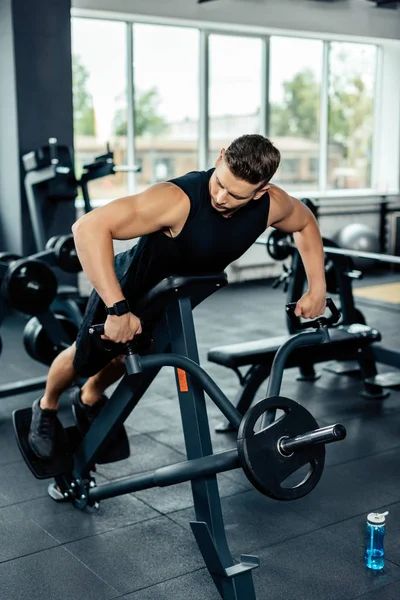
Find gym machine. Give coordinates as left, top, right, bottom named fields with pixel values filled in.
left=22, top=138, right=140, bottom=252
left=263, top=227, right=400, bottom=388
left=13, top=274, right=346, bottom=600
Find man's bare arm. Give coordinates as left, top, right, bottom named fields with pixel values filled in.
left=268, top=187, right=326, bottom=296
left=72, top=183, right=189, bottom=307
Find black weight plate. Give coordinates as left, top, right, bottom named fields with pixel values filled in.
left=54, top=235, right=81, bottom=273
left=23, top=317, right=43, bottom=362
left=23, top=314, right=79, bottom=365
left=1, top=258, right=58, bottom=315
left=266, top=230, right=292, bottom=261
left=237, top=396, right=325, bottom=501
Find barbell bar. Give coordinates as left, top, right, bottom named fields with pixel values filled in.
left=256, top=231, right=400, bottom=265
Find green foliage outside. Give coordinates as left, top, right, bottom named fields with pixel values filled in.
left=113, top=87, right=167, bottom=137
left=72, top=54, right=95, bottom=136
left=270, top=65, right=373, bottom=165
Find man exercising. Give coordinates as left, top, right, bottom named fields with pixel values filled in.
left=28, top=134, right=327, bottom=459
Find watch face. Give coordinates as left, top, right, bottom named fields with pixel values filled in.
left=115, top=299, right=130, bottom=316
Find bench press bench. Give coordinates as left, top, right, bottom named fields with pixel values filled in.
left=208, top=323, right=384, bottom=432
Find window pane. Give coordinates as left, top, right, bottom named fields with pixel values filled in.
left=269, top=37, right=323, bottom=192
left=209, top=35, right=262, bottom=166
left=133, top=24, right=199, bottom=191
left=71, top=18, right=128, bottom=202
left=328, top=42, right=376, bottom=190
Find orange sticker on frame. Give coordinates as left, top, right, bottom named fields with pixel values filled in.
left=177, top=369, right=189, bottom=392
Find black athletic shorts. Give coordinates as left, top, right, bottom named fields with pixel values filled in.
left=73, top=250, right=135, bottom=378
left=73, top=288, right=117, bottom=377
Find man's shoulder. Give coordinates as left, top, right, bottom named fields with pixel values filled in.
left=168, top=168, right=213, bottom=185
left=267, top=184, right=288, bottom=202
left=266, top=185, right=294, bottom=227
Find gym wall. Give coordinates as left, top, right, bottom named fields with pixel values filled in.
left=72, top=0, right=400, bottom=41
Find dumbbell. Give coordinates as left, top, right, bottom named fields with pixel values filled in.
left=23, top=313, right=79, bottom=365
left=0, top=253, right=58, bottom=316
left=30, top=235, right=81, bottom=274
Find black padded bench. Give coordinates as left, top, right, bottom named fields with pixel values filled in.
left=208, top=324, right=383, bottom=430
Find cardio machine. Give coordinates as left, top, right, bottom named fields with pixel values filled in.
left=13, top=273, right=346, bottom=600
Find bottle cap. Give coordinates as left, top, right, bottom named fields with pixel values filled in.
left=367, top=511, right=389, bottom=524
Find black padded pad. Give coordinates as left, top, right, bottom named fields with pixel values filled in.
left=12, top=408, right=81, bottom=479
left=207, top=323, right=381, bottom=368
left=135, top=273, right=228, bottom=322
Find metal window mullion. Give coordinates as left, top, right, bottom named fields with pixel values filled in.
left=260, top=36, right=270, bottom=137
left=319, top=41, right=330, bottom=192
left=198, top=30, right=209, bottom=171
left=126, top=22, right=136, bottom=193
left=370, top=45, right=382, bottom=191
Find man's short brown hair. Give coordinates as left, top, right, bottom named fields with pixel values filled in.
left=224, top=134, right=281, bottom=186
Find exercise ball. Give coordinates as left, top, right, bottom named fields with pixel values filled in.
left=334, top=223, right=380, bottom=271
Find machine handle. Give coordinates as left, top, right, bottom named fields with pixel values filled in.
left=88, top=321, right=153, bottom=354
left=285, top=298, right=341, bottom=331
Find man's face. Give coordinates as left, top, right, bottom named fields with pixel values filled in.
left=209, top=152, right=268, bottom=217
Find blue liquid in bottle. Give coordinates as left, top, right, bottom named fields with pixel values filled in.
left=364, top=511, right=388, bottom=571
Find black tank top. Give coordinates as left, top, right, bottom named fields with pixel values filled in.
left=115, top=168, right=270, bottom=308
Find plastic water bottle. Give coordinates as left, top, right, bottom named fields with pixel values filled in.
left=364, top=511, right=388, bottom=570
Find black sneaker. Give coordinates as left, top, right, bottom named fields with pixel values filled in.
left=28, top=398, right=58, bottom=460
left=71, top=387, right=108, bottom=437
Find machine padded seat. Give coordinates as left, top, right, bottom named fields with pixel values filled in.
left=135, top=273, right=227, bottom=322
left=208, top=324, right=381, bottom=369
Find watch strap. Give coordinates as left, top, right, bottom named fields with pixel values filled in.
left=105, top=299, right=130, bottom=316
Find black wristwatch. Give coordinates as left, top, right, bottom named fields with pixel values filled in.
left=105, top=299, right=131, bottom=316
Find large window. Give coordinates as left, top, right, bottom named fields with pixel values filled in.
left=71, top=18, right=128, bottom=201
left=208, top=35, right=262, bottom=166
left=328, top=43, right=377, bottom=190
left=71, top=16, right=382, bottom=200
left=133, top=24, right=199, bottom=191
left=269, top=37, right=323, bottom=191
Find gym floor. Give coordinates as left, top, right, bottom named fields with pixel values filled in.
left=0, top=276, right=400, bottom=600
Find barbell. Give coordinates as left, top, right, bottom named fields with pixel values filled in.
left=237, top=395, right=346, bottom=500
left=258, top=230, right=400, bottom=265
